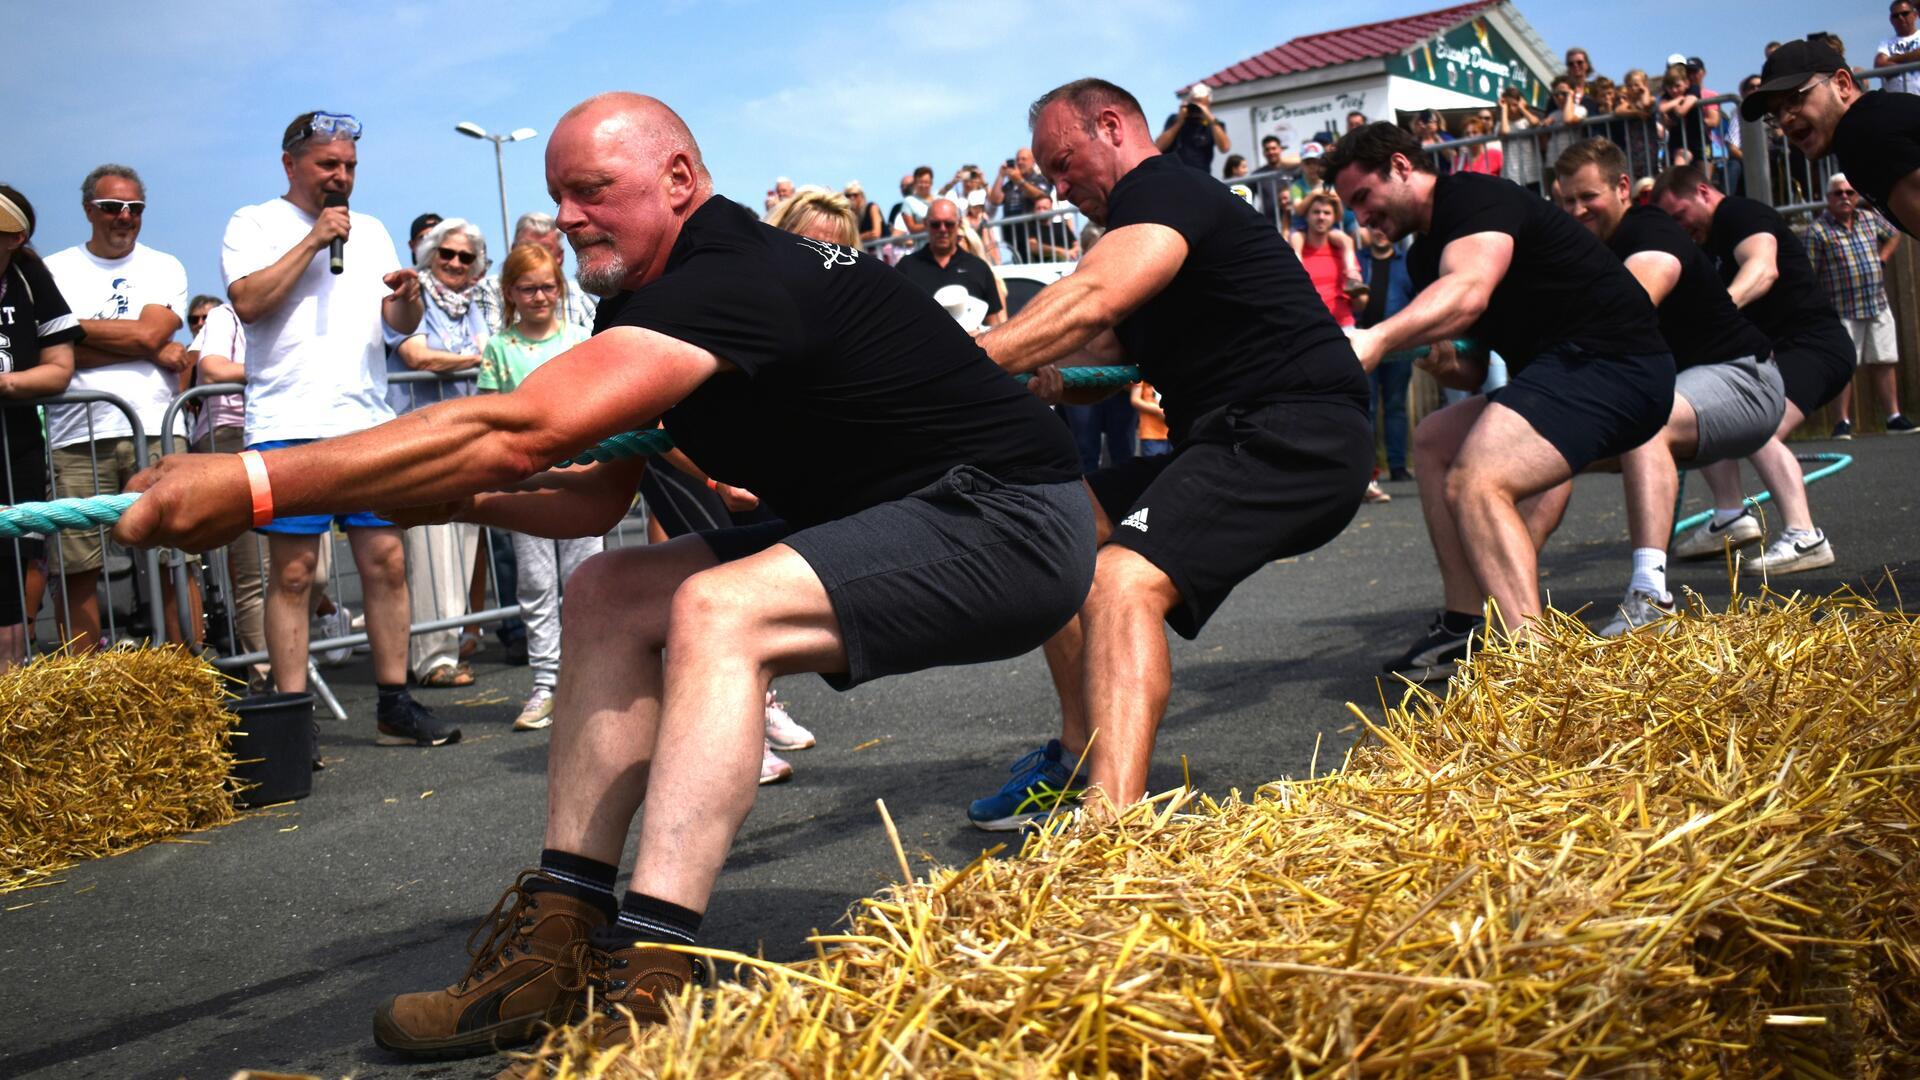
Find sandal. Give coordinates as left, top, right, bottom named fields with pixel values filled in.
left=459, top=630, right=482, bottom=659
left=418, top=663, right=475, bottom=688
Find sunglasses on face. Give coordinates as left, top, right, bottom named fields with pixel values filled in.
left=925, top=220, right=959, bottom=230
left=1830, top=189, right=1858, bottom=198
left=1896, top=8, right=1917, bottom=18
left=436, top=247, right=477, bottom=265
left=91, top=199, right=145, bottom=217
left=187, top=314, right=208, bottom=327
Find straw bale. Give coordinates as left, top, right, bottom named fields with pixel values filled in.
left=512, top=591, right=1920, bottom=1078
left=1, top=646, right=239, bottom=893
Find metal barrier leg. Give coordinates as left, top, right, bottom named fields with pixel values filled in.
left=307, top=658, right=348, bottom=722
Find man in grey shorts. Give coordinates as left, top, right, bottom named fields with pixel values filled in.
left=114, top=92, right=1093, bottom=1066
left=1554, top=139, right=1783, bottom=635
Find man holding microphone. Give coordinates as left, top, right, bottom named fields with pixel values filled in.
left=221, top=110, right=454, bottom=746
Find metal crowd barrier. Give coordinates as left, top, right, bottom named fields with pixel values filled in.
left=0, top=390, right=168, bottom=669
left=861, top=204, right=1088, bottom=268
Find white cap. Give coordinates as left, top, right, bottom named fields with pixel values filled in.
left=1665, top=52, right=1687, bottom=68
left=1188, top=82, right=1213, bottom=101
left=966, top=188, right=988, bottom=208
left=932, top=284, right=990, bottom=334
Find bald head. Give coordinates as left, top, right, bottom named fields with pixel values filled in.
left=548, top=92, right=715, bottom=294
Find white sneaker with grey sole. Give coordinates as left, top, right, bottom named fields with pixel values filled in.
left=1671, top=511, right=1762, bottom=561
left=1747, top=531, right=1835, bottom=575
left=1597, top=589, right=1676, bottom=638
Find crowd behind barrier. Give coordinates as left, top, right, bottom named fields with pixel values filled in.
left=2, top=54, right=1917, bottom=683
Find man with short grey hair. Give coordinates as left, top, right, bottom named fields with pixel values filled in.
left=44, top=163, right=201, bottom=650
left=472, top=211, right=599, bottom=335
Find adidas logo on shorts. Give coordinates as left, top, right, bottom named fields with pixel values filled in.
left=1120, top=508, right=1150, bottom=533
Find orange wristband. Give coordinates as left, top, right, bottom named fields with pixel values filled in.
left=238, top=450, right=274, bottom=527
left=705, top=476, right=720, bottom=490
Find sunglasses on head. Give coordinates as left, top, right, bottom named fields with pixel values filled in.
left=436, top=247, right=477, bottom=265
left=91, top=199, right=145, bottom=217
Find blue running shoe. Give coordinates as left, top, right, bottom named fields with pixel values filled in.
left=968, top=740, right=1085, bottom=832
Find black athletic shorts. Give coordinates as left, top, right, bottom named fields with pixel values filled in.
left=1489, top=344, right=1675, bottom=473
left=699, top=467, right=1095, bottom=690
left=1774, top=320, right=1856, bottom=417
left=640, top=460, right=778, bottom=538
left=1086, top=397, right=1372, bottom=639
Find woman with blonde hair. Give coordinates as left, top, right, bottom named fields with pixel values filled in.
left=476, top=243, right=596, bottom=730
left=766, top=186, right=859, bottom=246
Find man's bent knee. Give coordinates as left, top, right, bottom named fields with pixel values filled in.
left=1084, top=546, right=1180, bottom=620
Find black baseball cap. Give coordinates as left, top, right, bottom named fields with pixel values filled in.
left=1741, top=38, right=1848, bottom=121
left=409, top=212, right=443, bottom=239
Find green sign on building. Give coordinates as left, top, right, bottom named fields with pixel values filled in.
left=1399, top=17, right=1543, bottom=106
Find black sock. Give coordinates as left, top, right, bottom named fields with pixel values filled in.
left=376, top=683, right=408, bottom=708
left=1440, top=610, right=1484, bottom=634
left=533, top=849, right=618, bottom=918
left=602, top=891, right=702, bottom=947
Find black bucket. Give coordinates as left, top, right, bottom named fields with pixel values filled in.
left=227, top=692, right=317, bottom=807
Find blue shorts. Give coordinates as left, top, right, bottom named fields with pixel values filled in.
left=246, top=439, right=395, bottom=535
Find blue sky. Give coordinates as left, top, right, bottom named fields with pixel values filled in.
left=3, top=0, right=1885, bottom=322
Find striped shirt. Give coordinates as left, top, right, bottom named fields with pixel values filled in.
left=1805, top=209, right=1895, bottom=320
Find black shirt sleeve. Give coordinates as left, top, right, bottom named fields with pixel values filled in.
left=1835, top=91, right=1920, bottom=233
left=18, top=256, right=84, bottom=348
left=1612, top=210, right=1691, bottom=264
left=597, top=257, right=805, bottom=377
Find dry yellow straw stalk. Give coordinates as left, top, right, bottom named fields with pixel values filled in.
left=516, top=591, right=1920, bottom=1078
left=1, top=646, right=239, bottom=894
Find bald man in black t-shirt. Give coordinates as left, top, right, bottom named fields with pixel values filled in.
left=114, top=92, right=1094, bottom=1066
left=975, top=78, right=1370, bottom=825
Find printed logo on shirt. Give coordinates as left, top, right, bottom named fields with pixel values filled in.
left=99, top=277, right=133, bottom=320
left=795, top=237, right=858, bottom=271
left=0, top=331, right=11, bottom=374
left=1120, top=507, right=1150, bottom=532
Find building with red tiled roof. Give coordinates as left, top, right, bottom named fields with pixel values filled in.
left=1166, top=1, right=1558, bottom=170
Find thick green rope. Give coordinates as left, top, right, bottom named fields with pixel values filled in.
left=0, top=348, right=1474, bottom=538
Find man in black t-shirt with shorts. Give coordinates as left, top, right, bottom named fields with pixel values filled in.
left=1743, top=37, right=1920, bottom=236
left=112, top=92, right=1093, bottom=1066
left=1322, top=123, right=1674, bottom=681
left=1654, top=162, right=1853, bottom=575
left=1553, top=139, right=1784, bottom=635
left=970, top=78, right=1371, bottom=828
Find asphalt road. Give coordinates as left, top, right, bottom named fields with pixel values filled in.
left=3, top=433, right=1913, bottom=1080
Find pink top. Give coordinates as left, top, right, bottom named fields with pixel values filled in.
left=189, top=303, right=247, bottom=442
left=1297, top=237, right=1354, bottom=327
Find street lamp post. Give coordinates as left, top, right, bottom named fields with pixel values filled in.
left=455, top=122, right=539, bottom=244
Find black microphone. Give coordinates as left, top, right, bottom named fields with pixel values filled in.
left=324, top=193, right=348, bottom=275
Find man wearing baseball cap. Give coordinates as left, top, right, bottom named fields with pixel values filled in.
left=1156, top=83, right=1231, bottom=172
left=1743, top=37, right=1920, bottom=235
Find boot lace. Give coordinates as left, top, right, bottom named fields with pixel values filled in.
left=457, top=869, right=547, bottom=989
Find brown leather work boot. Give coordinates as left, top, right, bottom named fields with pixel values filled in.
left=495, top=937, right=709, bottom=1079
left=372, top=870, right=610, bottom=1059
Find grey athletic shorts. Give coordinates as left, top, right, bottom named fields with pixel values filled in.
left=1675, top=356, right=1786, bottom=467
left=700, top=466, right=1096, bottom=690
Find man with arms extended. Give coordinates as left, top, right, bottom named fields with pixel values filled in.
left=1321, top=123, right=1673, bottom=680
left=43, top=164, right=202, bottom=650
left=222, top=111, right=448, bottom=743
left=970, top=78, right=1371, bottom=829
left=1553, top=139, right=1784, bottom=634
left=1654, top=162, right=1853, bottom=574
left=1747, top=36, right=1920, bottom=236
left=894, top=197, right=1004, bottom=327
left=114, top=91, right=1092, bottom=1065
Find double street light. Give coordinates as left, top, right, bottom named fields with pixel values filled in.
left=455, top=122, right=539, bottom=244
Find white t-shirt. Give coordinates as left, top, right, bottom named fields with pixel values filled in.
left=221, top=197, right=404, bottom=444
left=188, top=303, right=247, bottom=441
left=42, top=243, right=190, bottom=451
left=1880, top=34, right=1920, bottom=94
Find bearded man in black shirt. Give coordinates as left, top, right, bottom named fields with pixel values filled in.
left=1324, top=123, right=1674, bottom=681
left=1743, top=37, right=1920, bottom=236
left=112, top=91, right=1094, bottom=1065
left=971, top=78, right=1371, bottom=828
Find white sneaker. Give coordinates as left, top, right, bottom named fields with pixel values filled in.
left=514, top=687, right=555, bottom=731
left=314, top=606, right=354, bottom=667
left=1597, top=589, right=1675, bottom=638
left=1671, top=510, right=1763, bottom=561
left=763, top=690, right=815, bottom=750
left=1748, top=531, right=1836, bottom=575
left=759, top=741, right=794, bottom=785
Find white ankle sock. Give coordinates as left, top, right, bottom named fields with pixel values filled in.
left=1711, top=507, right=1746, bottom=526
left=1629, top=548, right=1669, bottom=601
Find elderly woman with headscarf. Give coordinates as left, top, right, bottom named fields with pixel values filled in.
left=392, top=216, right=491, bottom=687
